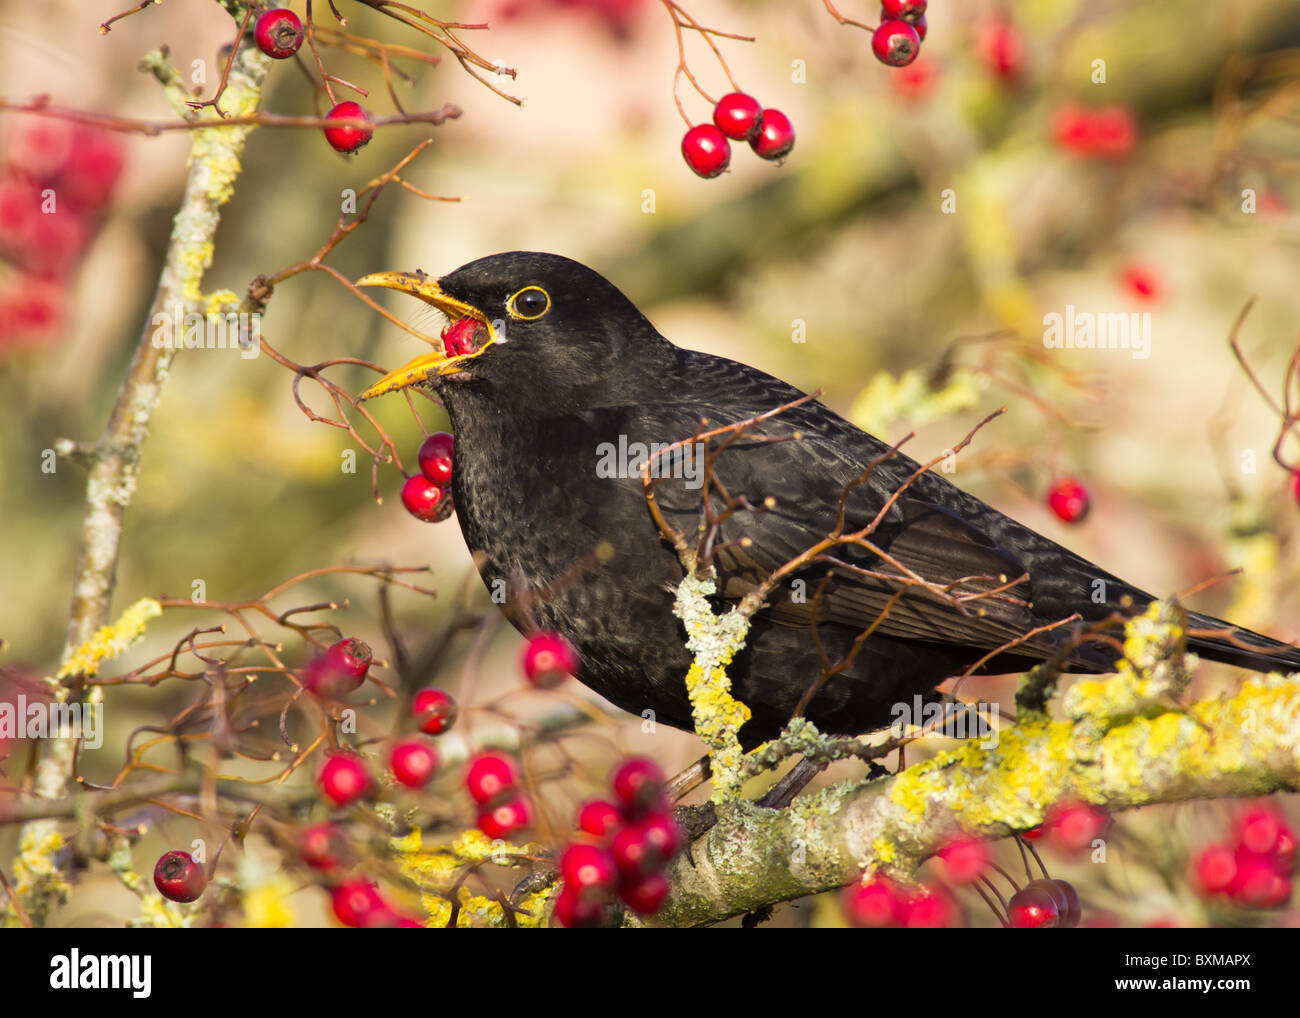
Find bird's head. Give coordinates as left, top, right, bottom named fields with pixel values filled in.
left=357, top=251, right=668, bottom=408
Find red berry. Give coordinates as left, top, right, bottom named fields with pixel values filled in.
left=412, top=687, right=458, bottom=735
left=911, top=13, right=927, bottom=40
left=553, top=885, right=608, bottom=928
left=254, top=8, right=304, bottom=59
left=1236, top=807, right=1285, bottom=856
left=560, top=843, right=618, bottom=893
left=1046, top=800, right=1107, bottom=854
left=712, top=92, right=763, bottom=142
left=892, top=58, right=936, bottom=101
left=636, top=812, right=685, bottom=866
left=523, top=631, right=579, bottom=689
left=331, top=879, right=387, bottom=927
left=1232, top=850, right=1291, bottom=908
left=935, top=833, right=990, bottom=885
left=390, top=737, right=439, bottom=788
left=441, top=316, right=478, bottom=356
left=1047, top=476, right=1091, bottom=524
left=1194, top=843, right=1239, bottom=897
left=298, top=822, right=347, bottom=871
left=478, top=796, right=532, bottom=839
left=324, top=101, right=373, bottom=154
left=325, top=637, right=372, bottom=683
left=465, top=751, right=519, bottom=805
left=319, top=752, right=370, bottom=806
left=609, top=824, right=656, bottom=879
left=417, top=432, right=455, bottom=486
left=843, top=875, right=902, bottom=927
left=1048, top=878, right=1082, bottom=928
left=401, top=474, right=448, bottom=522
left=576, top=799, right=622, bottom=840
left=1008, top=882, right=1060, bottom=928
left=153, top=850, right=206, bottom=903
left=898, top=885, right=956, bottom=928
left=1120, top=263, right=1161, bottom=302
left=750, top=109, right=795, bottom=161
left=977, top=21, right=1022, bottom=80
left=871, top=20, right=921, bottom=67
left=881, top=0, right=926, bottom=20
left=681, top=124, right=731, bottom=179
left=620, top=871, right=671, bottom=915
left=1021, top=825, right=1045, bottom=841
left=611, top=757, right=667, bottom=818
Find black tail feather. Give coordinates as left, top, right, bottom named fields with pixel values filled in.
left=1186, top=611, right=1300, bottom=674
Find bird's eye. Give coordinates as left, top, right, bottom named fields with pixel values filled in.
left=508, top=286, right=551, bottom=321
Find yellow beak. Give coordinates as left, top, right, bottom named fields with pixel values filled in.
left=355, top=270, right=496, bottom=400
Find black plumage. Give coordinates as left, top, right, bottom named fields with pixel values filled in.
left=359, top=251, right=1300, bottom=746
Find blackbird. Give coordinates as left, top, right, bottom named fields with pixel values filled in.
left=357, top=251, right=1300, bottom=747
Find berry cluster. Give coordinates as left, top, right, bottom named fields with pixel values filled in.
left=467, top=751, right=533, bottom=839
left=153, top=850, right=208, bottom=903
left=681, top=92, right=795, bottom=179
left=401, top=431, right=455, bottom=523
left=554, top=757, right=684, bottom=926
left=1046, top=475, right=1091, bottom=525
left=842, top=873, right=958, bottom=928
left=1193, top=805, right=1296, bottom=909
left=0, top=118, right=123, bottom=349
left=871, top=1, right=928, bottom=68
left=254, top=8, right=374, bottom=154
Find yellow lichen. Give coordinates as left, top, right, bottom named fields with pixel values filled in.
left=57, top=597, right=162, bottom=681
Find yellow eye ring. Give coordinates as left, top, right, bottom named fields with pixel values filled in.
left=507, top=286, right=551, bottom=321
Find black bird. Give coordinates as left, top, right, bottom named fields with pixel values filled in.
left=357, top=251, right=1300, bottom=747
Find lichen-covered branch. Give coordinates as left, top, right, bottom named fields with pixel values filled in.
left=658, top=603, right=1300, bottom=926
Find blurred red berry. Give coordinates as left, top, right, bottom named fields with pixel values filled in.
left=553, top=885, right=607, bottom=927
left=465, top=751, right=519, bottom=805
left=390, top=737, right=439, bottom=788
left=610, top=823, right=656, bottom=878
left=523, top=630, right=579, bottom=689
left=255, top=8, right=305, bottom=59
left=324, top=101, right=373, bottom=154
left=681, top=124, right=731, bottom=178
left=872, top=20, right=922, bottom=67
left=560, top=842, right=618, bottom=893
left=620, top=871, right=671, bottom=915
left=898, top=885, right=957, bottom=928
left=319, top=752, right=370, bottom=806
left=1047, top=477, right=1091, bottom=524
left=1193, top=843, right=1239, bottom=897
left=412, top=687, right=458, bottom=735
left=1046, top=800, right=1107, bottom=854
left=417, top=432, right=455, bottom=486
left=1236, top=807, right=1287, bottom=856
left=892, top=58, right=937, bottom=101
left=478, top=796, right=532, bottom=839
left=61, top=128, right=124, bottom=208
left=978, top=21, right=1023, bottom=80
left=577, top=798, right=622, bottom=840
left=611, top=756, right=667, bottom=818
left=1053, top=105, right=1137, bottom=160
left=1120, top=263, right=1162, bottom=302
left=153, top=850, right=207, bottom=903
left=935, top=833, right=990, bottom=884
left=299, top=822, right=348, bottom=871
left=843, top=875, right=902, bottom=927
left=331, top=880, right=387, bottom=927
left=712, top=92, right=763, bottom=142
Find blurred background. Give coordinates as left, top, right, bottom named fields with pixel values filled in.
left=2, top=0, right=1300, bottom=926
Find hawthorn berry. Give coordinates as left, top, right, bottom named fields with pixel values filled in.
left=523, top=631, right=579, bottom=689
left=881, top=0, right=926, bottom=20
left=1232, top=851, right=1291, bottom=908
left=935, top=833, right=990, bottom=885
left=712, top=92, right=764, bottom=142
left=401, top=474, right=448, bottom=522
left=1236, top=807, right=1288, bottom=856
left=390, top=737, right=439, bottom=788
left=1193, top=843, right=1239, bottom=897
left=681, top=124, right=731, bottom=179
left=871, top=20, right=922, bottom=68
left=751, top=109, right=795, bottom=161
left=898, top=885, right=956, bottom=928
left=303, top=637, right=372, bottom=698
left=478, top=796, right=532, bottom=839
left=635, top=812, right=685, bottom=866
left=412, top=687, right=458, bottom=735
left=843, top=875, right=902, bottom=927
left=609, top=823, right=656, bottom=879
left=154, top=850, right=207, bottom=903
left=560, top=843, right=619, bottom=894
left=1047, top=476, right=1091, bottom=524
left=319, top=752, right=370, bottom=806
left=576, top=799, right=622, bottom=840
left=620, top=871, right=671, bottom=915
left=1121, top=263, right=1162, bottom=302
left=324, top=101, right=373, bottom=154
left=417, top=432, right=455, bottom=486
left=441, top=316, right=478, bottom=356
left=1008, top=882, right=1060, bottom=928
left=1046, top=800, right=1107, bottom=854
left=977, top=21, right=1022, bottom=80
left=298, top=822, right=348, bottom=872
left=911, top=14, right=927, bottom=41
left=611, top=756, right=667, bottom=818
left=1050, top=878, right=1083, bottom=928
left=332, top=880, right=387, bottom=927
left=254, top=8, right=304, bottom=59
left=465, top=751, right=519, bottom=805
left=554, top=885, right=607, bottom=928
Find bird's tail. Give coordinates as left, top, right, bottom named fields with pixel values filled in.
left=1185, top=611, right=1300, bottom=674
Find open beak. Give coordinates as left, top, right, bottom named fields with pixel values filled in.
left=355, top=270, right=496, bottom=400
